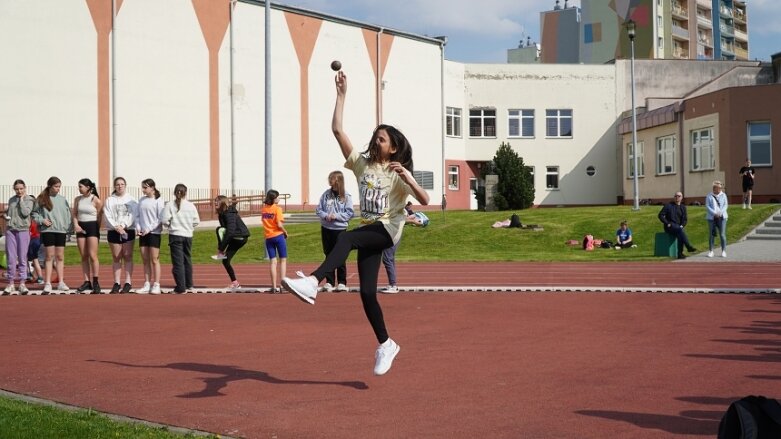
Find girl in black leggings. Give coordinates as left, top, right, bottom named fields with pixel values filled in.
left=212, top=195, right=250, bottom=290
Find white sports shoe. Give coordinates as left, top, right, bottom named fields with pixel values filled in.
left=380, top=285, right=399, bottom=294
left=282, top=276, right=318, bottom=305
left=17, top=284, right=28, bottom=295
left=138, top=282, right=151, bottom=294
left=3, top=284, right=16, bottom=295
left=336, top=283, right=349, bottom=292
left=721, top=251, right=727, bottom=258
left=42, top=283, right=53, bottom=294
left=57, top=282, right=69, bottom=291
left=374, top=338, right=400, bottom=376
left=150, top=283, right=162, bottom=294
left=707, top=251, right=714, bottom=258
left=322, top=283, right=335, bottom=292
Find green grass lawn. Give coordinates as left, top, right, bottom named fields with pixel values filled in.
left=62, top=204, right=778, bottom=265
left=0, top=396, right=218, bottom=439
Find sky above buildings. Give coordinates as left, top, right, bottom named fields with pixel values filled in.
left=283, top=0, right=780, bottom=63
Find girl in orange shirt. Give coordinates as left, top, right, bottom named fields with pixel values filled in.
left=261, top=190, right=288, bottom=293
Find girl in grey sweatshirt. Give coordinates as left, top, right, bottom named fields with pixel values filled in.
left=32, top=176, right=72, bottom=293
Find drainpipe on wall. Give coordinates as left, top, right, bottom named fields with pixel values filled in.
left=264, top=0, right=272, bottom=192
left=229, top=0, right=236, bottom=195
left=376, top=28, right=383, bottom=124
left=437, top=36, right=448, bottom=208
left=111, top=0, right=117, bottom=179
left=677, top=101, right=685, bottom=197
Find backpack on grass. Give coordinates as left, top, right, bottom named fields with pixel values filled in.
left=509, top=214, right=522, bottom=228
left=582, top=234, right=594, bottom=251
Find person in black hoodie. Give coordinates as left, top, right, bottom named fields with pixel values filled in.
left=658, top=191, right=697, bottom=259
left=211, top=195, right=250, bottom=289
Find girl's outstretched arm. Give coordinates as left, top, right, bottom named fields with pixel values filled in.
left=389, top=162, right=430, bottom=206
left=332, top=71, right=354, bottom=160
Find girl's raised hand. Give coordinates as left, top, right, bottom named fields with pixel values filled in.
left=388, top=162, right=412, bottom=182
left=335, top=71, right=347, bottom=96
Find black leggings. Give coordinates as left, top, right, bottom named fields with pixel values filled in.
left=312, top=222, right=394, bottom=343
left=216, top=230, right=247, bottom=282
left=320, top=226, right=347, bottom=285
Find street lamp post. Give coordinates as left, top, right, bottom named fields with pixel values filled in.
left=627, top=19, right=640, bottom=210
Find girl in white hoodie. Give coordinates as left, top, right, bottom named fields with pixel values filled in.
left=162, top=183, right=200, bottom=293
left=103, top=177, right=138, bottom=293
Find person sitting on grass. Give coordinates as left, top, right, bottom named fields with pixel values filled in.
left=614, top=220, right=635, bottom=249
left=404, top=201, right=423, bottom=226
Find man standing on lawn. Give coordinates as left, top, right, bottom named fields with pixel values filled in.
left=658, top=192, right=697, bottom=259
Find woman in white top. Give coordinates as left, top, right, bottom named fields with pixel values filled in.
left=135, top=178, right=165, bottom=294
left=72, top=178, right=103, bottom=294
left=103, top=177, right=138, bottom=293
left=705, top=180, right=729, bottom=258
left=162, top=183, right=200, bottom=293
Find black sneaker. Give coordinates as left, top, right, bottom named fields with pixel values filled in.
left=121, top=283, right=132, bottom=294
left=92, top=281, right=101, bottom=294
left=110, top=283, right=121, bottom=294
left=677, top=254, right=687, bottom=260
left=76, top=281, right=92, bottom=293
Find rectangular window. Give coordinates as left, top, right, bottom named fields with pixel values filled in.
left=446, top=107, right=462, bottom=137
left=448, top=165, right=459, bottom=190
left=469, top=109, right=496, bottom=137
left=545, top=109, right=573, bottom=138
left=748, top=121, right=772, bottom=166
left=627, top=141, right=645, bottom=177
left=656, top=135, right=676, bottom=175
left=412, top=170, right=435, bottom=190
left=546, top=166, right=559, bottom=190
left=691, top=127, right=715, bottom=171
left=508, top=109, right=534, bottom=138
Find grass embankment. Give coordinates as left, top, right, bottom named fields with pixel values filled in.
left=61, top=204, right=778, bottom=264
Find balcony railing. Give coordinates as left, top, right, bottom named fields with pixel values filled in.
left=719, top=24, right=734, bottom=36
left=698, top=36, right=713, bottom=47
left=696, top=15, right=713, bottom=28
left=672, top=4, right=689, bottom=19
left=734, top=28, right=747, bottom=41
left=672, top=25, right=690, bottom=40
left=674, top=48, right=689, bottom=58
left=734, top=46, right=749, bottom=59
left=720, top=41, right=735, bottom=54
left=697, top=0, right=712, bottom=9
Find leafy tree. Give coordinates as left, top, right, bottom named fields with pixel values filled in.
left=478, top=142, right=534, bottom=210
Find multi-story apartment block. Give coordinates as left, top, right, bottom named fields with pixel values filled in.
left=533, top=0, right=750, bottom=64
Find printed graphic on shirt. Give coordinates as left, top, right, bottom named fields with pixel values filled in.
left=359, top=172, right=389, bottom=223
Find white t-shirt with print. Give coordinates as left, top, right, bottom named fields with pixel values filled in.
left=345, top=149, right=414, bottom=244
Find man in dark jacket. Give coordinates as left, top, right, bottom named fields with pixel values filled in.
left=658, top=192, right=697, bottom=259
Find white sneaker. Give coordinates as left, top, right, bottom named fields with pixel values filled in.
left=17, top=284, right=28, bottom=295
left=138, top=282, right=151, bottom=294
left=721, top=251, right=727, bottom=258
left=374, top=338, right=400, bottom=376
left=743, top=203, right=747, bottom=209
left=211, top=253, right=227, bottom=260
left=3, top=284, right=16, bottom=295
left=43, top=283, right=52, bottom=294
left=336, top=283, right=349, bottom=292
left=748, top=205, right=752, bottom=210
left=282, top=276, right=318, bottom=305
left=321, top=283, right=335, bottom=293
left=380, top=285, right=399, bottom=294
left=57, top=282, right=69, bottom=291
left=150, top=283, right=162, bottom=294
left=707, top=251, right=714, bottom=258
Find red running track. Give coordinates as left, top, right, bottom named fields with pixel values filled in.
left=1, top=262, right=781, bottom=438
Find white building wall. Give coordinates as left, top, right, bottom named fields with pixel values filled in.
left=116, top=0, right=210, bottom=189
left=461, top=63, right=618, bottom=205
left=443, top=61, right=467, bottom=159
left=0, top=1, right=97, bottom=187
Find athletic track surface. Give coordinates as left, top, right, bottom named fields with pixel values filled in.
left=2, top=261, right=781, bottom=438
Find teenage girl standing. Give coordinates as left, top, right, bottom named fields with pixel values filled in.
left=4, top=179, right=35, bottom=295
left=261, top=190, right=288, bottom=293
left=162, top=183, right=200, bottom=293
left=103, top=177, right=138, bottom=293
left=283, top=71, right=430, bottom=376
left=72, top=178, right=103, bottom=294
left=136, top=178, right=166, bottom=294
left=315, top=170, right=354, bottom=292
left=212, top=195, right=250, bottom=290
left=33, top=176, right=73, bottom=294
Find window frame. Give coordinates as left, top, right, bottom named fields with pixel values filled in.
left=545, top=166, right=560, bottom=190
left=446, top=107, right=462, bottom=138
left=656, top=135, right=676, bottom=175
left=469, top=108, right=497, bottom=138
left=747, top=121, right=772, bottom=166
left=691, top=127, right=715, bottom=171
left=447, top=165, right=460, bottom=190
left=627, top=141, right=645, bottom=178
left=508, top=109, right=535, bottom=138
left=545, top=109, right=573, bottom=138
